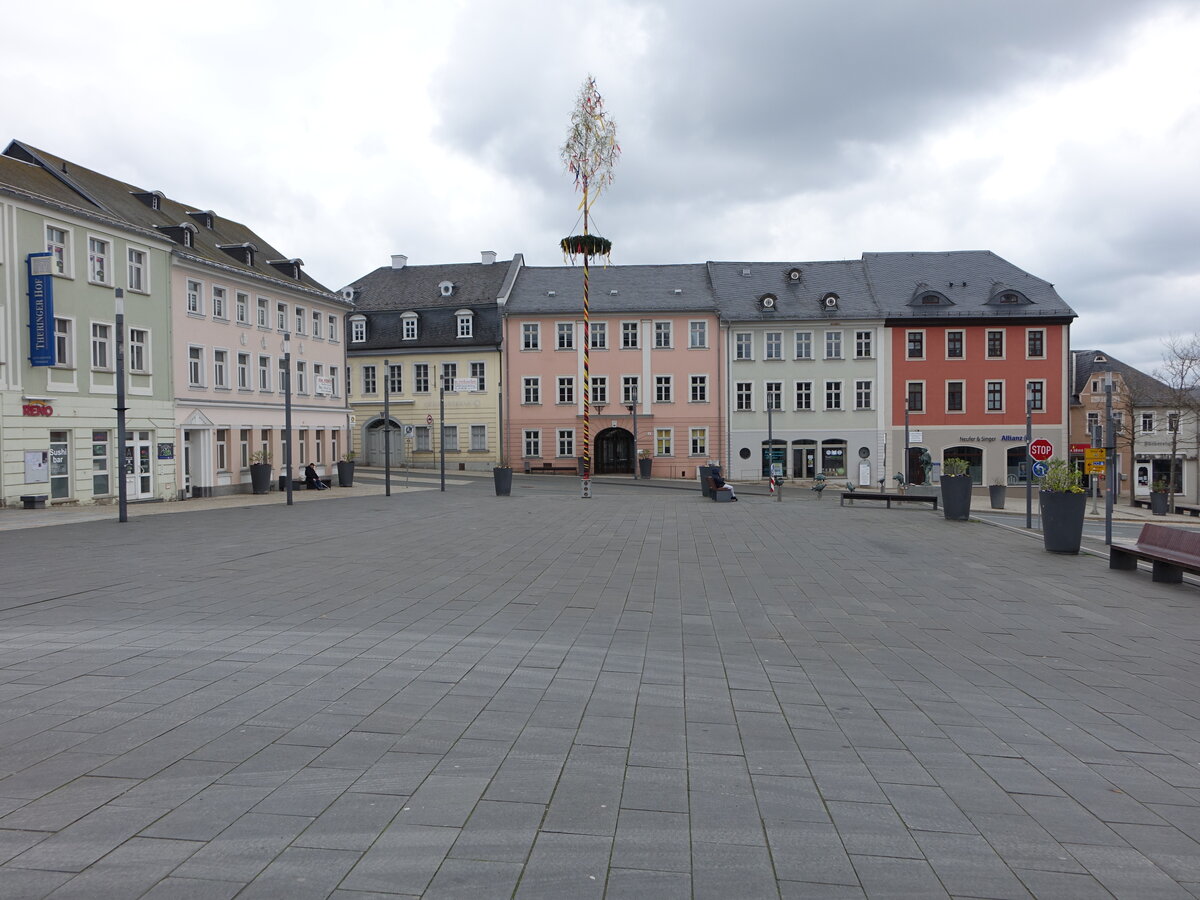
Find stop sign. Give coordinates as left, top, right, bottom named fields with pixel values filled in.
left=1029, top=438, right=1054, bottom=461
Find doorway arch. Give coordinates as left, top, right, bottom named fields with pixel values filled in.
left=364, top=417, right=404, bottom=467
left=595, top=427, right=633, bottom=474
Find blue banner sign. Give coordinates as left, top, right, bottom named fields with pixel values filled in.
left=27, top=252, right=55, bottom=366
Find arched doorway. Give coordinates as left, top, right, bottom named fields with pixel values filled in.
left=907, top=446, right=930, bottom=484
left=945, top=445, right=983, bottom=484
left=595, top=427, right=633, bottom=474
left=1006, top=446, right=1028, bottom=484
left=364, top=417, right=404, bottom=467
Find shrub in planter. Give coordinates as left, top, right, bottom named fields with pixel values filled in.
left=989, top=478, right=1007, bottom=510
left=336, top=451, right=356, bottom=487
left=1039, top=457, right=1087, bottom=553
left=249, top=450, right=273, bottom=494
left=940, top=457, right=973, bottom=521
left=1151, top=479, right=1170, bottom=515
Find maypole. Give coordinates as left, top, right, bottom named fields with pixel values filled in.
left=561, top=75, right=620, bottom=499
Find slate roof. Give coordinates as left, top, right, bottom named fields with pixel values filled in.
left=505, top=264, right=715, bottom=315
left=2, top=140, right=342, bottom=303
left=344, top=258, right=519, bottom=312
left=707, top=259, right=879, bottom=322
left=349, top=306, right=503, bottom=352
left=1071, top=349, right=1173, bottom=405
left=862, top=250, right=1075, bottom=320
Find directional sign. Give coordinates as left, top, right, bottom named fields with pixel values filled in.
left=1031, top=461, right=1049, bottom=479
left=1029, top=438, right=1054, bottom=461
left=1085, top=460, right=1106, bottom=475
left=1083, top=449, right=1105, bottom=465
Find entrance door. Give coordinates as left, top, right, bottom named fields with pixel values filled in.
left=366, top=419, right=404, bottom=467
left=49, top=430, right=70, bottom=500
left=124, top=431, right=154, bottom=499
left=793, top=442, right=817, bottom=478
left=595, top=428, right=633, bottom=474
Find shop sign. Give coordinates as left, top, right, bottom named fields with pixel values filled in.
left=957, top=435, right=998, bottom=443
left=157, top=443, right=174, bottom=460
left=22, top=400, right=53, bottom=417
left=27, top=252, right=55, bottom=366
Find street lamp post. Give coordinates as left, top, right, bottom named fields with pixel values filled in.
left=1105, top=374, right=1115, bottom=545
left=626, top=387, right=639, bottom=479
left=283, top=333, right=293, bottom=506
left=383, top=359, right=391, bottom=498
left=1025, top=388, right=1034, bottom=530
left=115, top=289, right=128, bottom=523
left=903, top=398, right=911, bottom=486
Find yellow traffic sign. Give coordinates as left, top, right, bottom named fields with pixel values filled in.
left=1084, top=449, right=1106, bottom=464
left=1085, top=461, right=1106, bottom=474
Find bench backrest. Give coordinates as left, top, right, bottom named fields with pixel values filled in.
left=1136, top=524, right=1200, bottom=558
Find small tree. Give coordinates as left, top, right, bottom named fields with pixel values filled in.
left=1156, top=334, right=1200, bottom=511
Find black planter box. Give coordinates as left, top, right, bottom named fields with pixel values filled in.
left=941, top=475, right=973, bottom=521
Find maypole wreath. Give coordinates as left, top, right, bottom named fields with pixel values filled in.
left=560, top=74, right=620, bottom=492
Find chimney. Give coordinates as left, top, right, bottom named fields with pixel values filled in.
left=391, top=254, right=408, bottom=269
left=481, top=250, right=497, bottom=265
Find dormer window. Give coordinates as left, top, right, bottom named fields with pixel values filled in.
left=131, top=190, right=164, bottom=210
left=910, top=289, right=954, bottom=307
left=438, top=280, right=454, bottom=297
left=401, top=311, right=418, bottom=340
left=186, top=210, right=215, bottom=229
left=156, top=222, right=197, bottom=248
left=267, top=258, right=304, bottom=280
left=217, top=242, right=257, bottom=266
left=456, top=309, right=474, bottom=339
left=986, top=286, right=1032, bottom=306
left=349, top=314, right=367, bottom=343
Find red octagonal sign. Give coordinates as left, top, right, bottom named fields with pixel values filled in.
left=1029, top=438, right=1054, bottom=461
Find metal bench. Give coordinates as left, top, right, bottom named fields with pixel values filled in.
left=1110, top=523, right=1200, bottom=584
left=707, top=477, right=734, bottom=502
left=839, top=490, right=938, bottom=510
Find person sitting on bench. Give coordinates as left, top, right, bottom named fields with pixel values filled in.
left=304, top=463, right=328, bottom=490
left=712, top=471, right=738, bottom=500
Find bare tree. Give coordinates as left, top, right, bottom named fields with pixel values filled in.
left=1155, top=334, right=1200, bottom=512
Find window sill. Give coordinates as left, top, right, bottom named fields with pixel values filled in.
left=87, top=280, right=112, bottom=289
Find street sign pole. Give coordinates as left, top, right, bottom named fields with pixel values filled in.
left=384, top=359, right=391, bottom=498
left=1105, top=376, right=1114, bottom=545
left=440, top=385, right=446, bottom=493
left=1025, top=398, right=1033, bottom=529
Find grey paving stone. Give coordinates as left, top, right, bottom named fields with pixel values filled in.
left=422, top=858, right=524, bottom=900
left=294, top=792, right=406, bottom=852
left=514, top=831, right=610, bottom=900
left=612, top=809, right=690, bottom=872
left=449, top=799, right=544, bottom=863
left=136, top=877, right=243, bottom=900
left=827, top=800, right=923, bottom=859
left=7, top=804, right=166, bottom=872
left=692, top=841, right=778, bottom=900
left=604, top=868, right=691, bottom=900
left=850, top=854, right=951, bottom=899
left=340, top=823, right=458, bottom=894
left=171, top=812, right=312, bottom=882
left=765, top=820, right=859, bottom=886
left=1014, top=868, right=1117, bottom=899
left=914, top=830, right=1033, bottom=899
left=232, top=846, right=360, bottom=900
left=0, top=866, right=72, bottom=899
left=38, top=836, right=201, bottom=899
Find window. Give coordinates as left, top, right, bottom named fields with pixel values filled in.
left=622, top=321, right=639, bottom=349
left=795, top=331, right=812, bottom=359
left=277, top=303, right=288, bottom=331
left=556, top=322, right=574, bottom=349
left=906, top=331, right=924, bottom=359
left=295, top=306, right=305, bottom=334
left=403, top=314, right=418, bottom=340
left=1142, top=413, right=1155, bottom=433
left=1086, top=411, right=1100, bottom=431
left=523, top=322, right=540, bottom=350
left=655, top=428, right=672, bottom=457
left=258, top=356, right=271, bottom=391
left=362, top=364, right=377, bottom=394
left=987, top=330, right=1004, bottom=358
left=471, top=425, right=487, bottom=451
left=388, top=363, right=402, bottom=394
left=592, top=376, right=607, bottom=405
left=690, top=428, right=707, bottom=456
left=765, top=381, right=782, bottom=410
left=415, top=426, right=432, bottom=452
left=765, top=332, right=782, bottom=360
left=443, top=425, right=459, bottom=451
left=1026, top=380, right=1044, bottom=411
left=736, top=382, right=753, bottom=411
left=987, top=380, right=1004, bottom=411
left=257, top=297, right=268, bottom=327
left=315, top=429, right=324, bottom=464
left=689, top=321, right=707, bottom=348
left=88, top=237, right=109, bottom=283
left=46, top=225, right=69, bottom=274
left=441, top=362, right=457, bottom=392
left=946, top=330, right=964, bottom=359
left=855, top=331, right=873, bottom=358
left=524, top=430, right=540, bottom=457
left=261, top=428, right=272, bottom=460
left=187, top=280, right=203, bottom=314
left=54, top=318, right=73, bottom=367
left=328, top=315, right=338, bottom=342
left=216, top=429, right=229, bottom=472
left=210, top=286, right=226, bottom=320
left=213, top=350, right=228, bottom=388
left=278, top=358, right=287, bottom=393
left=824, top=331, right=842, bottom=359
left=735, top=332, right=753, bottom=360
left=947, top=380, right=964, bottom=412
left=655, top=375, right=672, bottom=403
left=906, top=381, right=924, bottom=412
left=91, top=431, right=110, bottom=496
left=313, top=364, right=324, bottom=395
left=591, top=322, right=607, bottom=349
left=128, top=328, right=148, bottom=373
left=91, top=323, right=111, bottom=370
left=240, top=429, right=250, bottom=469
left=655, top=321, right=672, bottom=348
left=690, top=375, right=707, bottom=402
left=414, top=363, right=429, bottom=393
left=312, top=311, right=322, bottom=338
left=470, top=362, right=486, bottom=391
left=1169, top=413, right=1180, bottom=433
left=1027, top=329, right=1045, bottom=359
left=825, top=380, right=843, bottom=410
left=457, top=313, right=473, bottom=338
left=188, top=346, right=204, bottom=386
left=523, top=377, right=540, bottom=404
left=127, top=247, right=147, bottom=292
left=558, top=376, right=575, bottom=404
left=795, top=381, right=812, bottom=411
left=855, top=380, right=872, bottom=410
left=237, top=352, right=250, bottom=389
left=350, top=316, right=366, bottom=343
left=236, top=292, right=249, bottom=324
left=622, top=376, right=640, bottom=405
left=296, top=361, right=307, bottom=394
left=557, top=429, right=574, bottom=457
left=330, top=367, right=339, bottom=397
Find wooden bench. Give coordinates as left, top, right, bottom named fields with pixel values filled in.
left=1110, top=523, right=1200, bottom=584
left=19, top=494, right=47, bottom=509
left=524, top=462, right=579, bottom=475
left=707, top=476, right=734, bottom=502
left=1132, top=497, right=1200, bottom=517
left=840, top=490, right=938, bottom=510
left=278, top=474, right=332, bottom=490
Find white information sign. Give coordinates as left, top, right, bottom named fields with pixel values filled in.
left=453, top=378, right=479, bottom=393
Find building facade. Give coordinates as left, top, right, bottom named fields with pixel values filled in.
left=0, top=150, right=177, bottom=506
left=503, top=265, right=722, bottom=479
left=342, top=253, right=520, bottom=470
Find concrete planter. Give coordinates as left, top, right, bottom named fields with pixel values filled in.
left=639, top=458, right=652, bottom=478
left=1151, top=492, right=1169, bottom=515
left=493, top=466, right=512, bottom=496
left=336, top=460, right=355, bottom=487
left=249, top=463, right=273, bottom=495
left=941, top=475, right=973, bottom=521
left=989, top=484, right=1007, bottom=509
left=1040, top=490, right=1087, bottom=553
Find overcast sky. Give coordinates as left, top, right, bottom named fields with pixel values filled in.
left=5, top=0, right=1197, bottom=374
